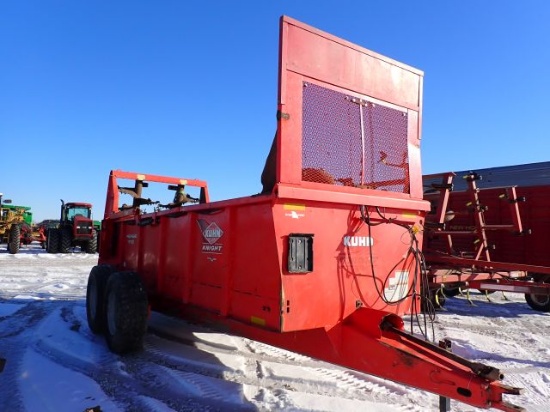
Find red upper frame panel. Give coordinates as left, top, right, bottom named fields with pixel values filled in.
left=276, top=16, right=424, bottom=200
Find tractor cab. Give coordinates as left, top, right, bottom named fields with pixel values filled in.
left=62, top=202, right=93, bottom=222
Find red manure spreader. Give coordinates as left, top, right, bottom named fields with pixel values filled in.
left=86, top=16, right=523, bottom=411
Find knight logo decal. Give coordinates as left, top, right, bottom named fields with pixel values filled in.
left=197, top=219, right=224, bottom=254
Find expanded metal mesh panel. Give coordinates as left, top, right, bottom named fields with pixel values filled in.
left=302, top=83, right=410, bottom=193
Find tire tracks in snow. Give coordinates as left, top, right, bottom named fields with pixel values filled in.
left=0, top=300, right=50, bottom=411
left=146, top=317, right=423, bottom=409
left=30, top=302, right=257, bottom=411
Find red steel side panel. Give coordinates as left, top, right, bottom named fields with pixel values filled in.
left=274, top=202, right=420, bottom=331
left=102, top=195, right=421, bottom=332
left=279, top=17, right=422, bottom=111
left=157, top=215, right=190, bottom=302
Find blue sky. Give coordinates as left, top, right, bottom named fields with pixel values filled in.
left=2, top=1, right=549, bottom=223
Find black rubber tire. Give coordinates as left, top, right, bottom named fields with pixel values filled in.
left=86, top=265, right=115, bottom=334
left=442, top=286, right=461, bottom=297
left=104, top=272, right=149, bottom=354
left=8, top=224, right=21, bottom=254
left=525, top=294, right=550, bottom=312
left=60, top=228, right=72, bottom=253
left=84, top=230, right=98, bottom=254
left=46, top=228, right=60, bottom=254
left=525, top=273, right=550, bottom=312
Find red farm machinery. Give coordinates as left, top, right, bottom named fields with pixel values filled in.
left=46, top=200, right=98, bottom=254
left=423, top=162, right=550, bottom=311
left=86, top=17, right=523, bottom=411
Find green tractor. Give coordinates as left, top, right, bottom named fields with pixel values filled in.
left=46, top=200, right=98, bottom=254
left=0, top=193, right=27, bottom=254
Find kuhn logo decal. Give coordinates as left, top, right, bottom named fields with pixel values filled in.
left=197, top=219, right=224, bottom=253
left=343, top=236, right=373, bottom=247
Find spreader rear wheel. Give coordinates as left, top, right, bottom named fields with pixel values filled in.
left=86, top=264, right=115, bottom=334
left=104, top=272, right=149, bottom=354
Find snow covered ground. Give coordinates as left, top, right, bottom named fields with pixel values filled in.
left=0, top=243, right=549, bottom=412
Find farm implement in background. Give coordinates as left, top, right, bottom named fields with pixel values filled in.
left=85, top=16, right=523, bottom=411
left=423, top=165, right=550, bottom=312
left=0, top=197, right=61, bottom=251
left=46, top=200, right=99, bottom=254
left=0, top=194, right=29, bottom=254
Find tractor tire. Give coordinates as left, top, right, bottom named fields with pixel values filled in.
left=46, top=229, right=60, bottom=254
left=60, top=228, right=72, bottom=253
left=84, top=230, right=98, bottom=254
left=104, top=272, right=149, bottom=354
left=525, top=293, right=550, bottom=312
left=525, top=273, right=550, bottom=312
left=525, top=275, right=550, bottom=312
left=86, top=265, right=115, bottom=334
left=8, top=224, right=21, bottom=254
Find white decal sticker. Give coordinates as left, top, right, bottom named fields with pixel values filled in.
left=383, top=271, right=409, bottom=303
left=343, top=236, right=373, bottom=247
left=284, top=210, right=305, bottom=219
left=197, top=219, right=224, bottom=254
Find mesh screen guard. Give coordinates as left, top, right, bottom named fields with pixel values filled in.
left=302, top=83, right=410, bottom=194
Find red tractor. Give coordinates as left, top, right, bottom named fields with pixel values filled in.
left=46, top=200, right=98, bottom=254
